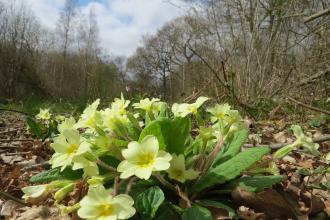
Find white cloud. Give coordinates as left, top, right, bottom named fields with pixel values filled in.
left=1, top=0, right=185, bottom=57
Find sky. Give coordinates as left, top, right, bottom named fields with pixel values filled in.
left=8, top=0, right=186, bottom=57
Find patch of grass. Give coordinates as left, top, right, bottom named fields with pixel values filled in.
left=0, top=95, right=90, bottom=116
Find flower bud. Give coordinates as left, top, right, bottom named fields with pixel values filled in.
left=54, top=183, right=75, bottom=203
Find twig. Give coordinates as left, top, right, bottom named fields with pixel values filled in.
left=175, top=185, right=191, bottom=208
left=0, top=138, right=35, bottom=142
left=5, top=152, right=30, bottom=156
left=244, top=134, right=330, bottom=149
left=21, top=161, right=49, bottom=171
left=155, top=172, right=176, bottom=191
left=112, top=176, right=119, bottom=196
left=0, top=129, right=18, bottom=135
left=286, top=96, right=330, bottom=115
left=96, top=159, right=117, bottom=172
left=0, top=191, right=28, bottom=206
left=125, top=177, right=138, bottom=194
left=304, top=8, right=330, bottom=23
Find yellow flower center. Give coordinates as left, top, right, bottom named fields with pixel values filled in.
left=99, top=204, right=114, bottom=216
left=86, top=117, right=96, bottom=127
left=66, top=144, right=78, bottom=155
left=137, top=153, right=155, bottom=167
left=217, top=113, right=225, bottom=119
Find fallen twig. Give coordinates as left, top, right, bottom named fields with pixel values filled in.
left=0, top=138, right=35, bottom=142
left=286, top=96, right=330, bottom=115
left=244, top=134, right=330, bottom=149
left=304, top=8, right=330, bottom=23
left=21, top=161, right=49, bottom=171
left=0, top=129, right=18, bottom=135
left=0, top=191, right=28, bottom=206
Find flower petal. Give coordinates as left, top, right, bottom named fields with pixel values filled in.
left=140, top=135, right=159, bottom=156
left=134, top=167, right=153, bottom=180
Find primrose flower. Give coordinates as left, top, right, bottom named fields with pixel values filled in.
left=36, top=108, right=51, bottom=120
left=225, top=110, right=242, bottom=125
left=93, top=134, right=122, bottom=158
left=102, top=108, right=129, bottom=131
left=167, top=154, right=199, bottom=183
left=111, top=94, right=130, bottom=115
left=55, top=115, right=65, bottom=122
left=50, top=129, right=98, bottom=176
left=22, top=184, right=49, bottom=201
left=77, top=185, right=136, bottom=220
left=57, top=117, right=76, bottom=133
left=117, top=135, right=172, bottom=180
left=292, top=125, right=319, bottom=155
left=76, top=99, right=102, bottom=129
left=172, top=96, right=209, bottom=117
left=207, top=103, right=231, bottom=122
left=274, top=125, right=319, bottom=159
left=133, top=98, right=161, bottom=112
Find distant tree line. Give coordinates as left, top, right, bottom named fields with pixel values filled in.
left=127, top=0, right=330, bottom=109
left=1, top=0, right=329, bottom=109
left=0, top=0, right=126, bottom=100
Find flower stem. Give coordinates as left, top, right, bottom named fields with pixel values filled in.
left=155, top=172, right=176, bottom=191
left=96, top=159, right=117, bottom=172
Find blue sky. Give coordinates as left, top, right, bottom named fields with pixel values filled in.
left=3, top=0, right=185, bottom=56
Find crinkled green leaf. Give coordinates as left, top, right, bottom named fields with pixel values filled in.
left=30, top=167, right=83, bottom=183
left=135, top=186, right=165, bottom=218
left=139, top=117, right=191, bottom=154
left=192, top=147, right=270, bottom=192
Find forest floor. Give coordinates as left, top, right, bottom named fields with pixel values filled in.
left=0, top=111, right=329, bottom=219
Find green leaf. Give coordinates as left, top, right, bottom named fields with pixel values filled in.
left=135, top=186, right=165, bottom=218
left=182, top=205, right=213, bottom=220
left=139, top=117, right=191, bottom=154
left=198, top=200, right=236, bottom=219
left=154, top=203, right=179, bottom=220
left=222, top=175, right=284, bottom=193
left=212, top=128, right=249, bottom=167
left=30, top=167, right=83, bottom=183
left=158, top=103, right=170, bottom=118
left=192, top=147, right=270, bottom=192
left=26, top=117, right=43, bottom=138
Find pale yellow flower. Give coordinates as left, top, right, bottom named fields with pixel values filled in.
left=111, top=94, right=130, bottom=115
left=78, top=185, right=135, bottom=220
left=167, top=154, right=199, bottom=183
left=76, top=99, right=102, bottom=129
left=50, top=129, right=98, bottom=176
left=57, top=117, right=76, bottom=133
left=102, top=108, right=129, bottom=131
left=55, top=115, right=65, bottom=122
left=172, top=97, right=209, bottom=117
left=36, top=108, right=51, bottom=120
left=207, top=103, right=231, bottom=122
left=291, top=125, right=319, bottom=155
left=117, top=136, right=172, bottom=180
left=133, top=98, right=161, bottom=112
